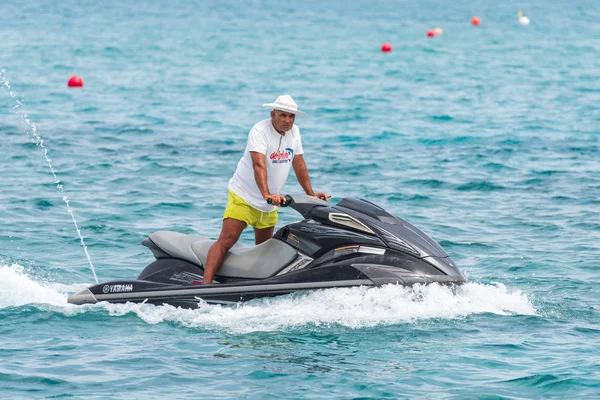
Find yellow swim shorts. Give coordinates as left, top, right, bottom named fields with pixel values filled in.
left=223, top=190, right=278, bottom=229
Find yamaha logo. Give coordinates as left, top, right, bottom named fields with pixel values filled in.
left=101, top=284, right=134, bottom=294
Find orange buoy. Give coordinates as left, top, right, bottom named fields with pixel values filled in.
left=433, top=27, right=443, bottom=35
left=471, top=16, right=481, bottom=26
left=381, top=42, right=392, bottom=53
left=68, top=76, right=83, bottom=87
left=427, top=30, right=435, bottom=38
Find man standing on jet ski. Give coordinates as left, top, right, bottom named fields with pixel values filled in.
left=202, top=95, right=330, bottom=284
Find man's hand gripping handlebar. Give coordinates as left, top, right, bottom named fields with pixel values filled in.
left=265, top=194, right=291, bottom=207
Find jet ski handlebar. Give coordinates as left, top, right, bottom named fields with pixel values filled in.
left=267, top=194, right=329, bottom=218
left=266, top=195, right=293, bottom=207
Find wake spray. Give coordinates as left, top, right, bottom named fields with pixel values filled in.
left=0, top=69, right=98, bottom=283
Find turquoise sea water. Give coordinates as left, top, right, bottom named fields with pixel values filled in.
left=1, top=0, right=599, bottom=398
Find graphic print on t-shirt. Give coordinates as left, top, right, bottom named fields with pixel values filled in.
left=270, top=147, right=295, bottom=164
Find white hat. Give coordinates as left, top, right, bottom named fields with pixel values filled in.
left=263, top=95, right=306, bottom=116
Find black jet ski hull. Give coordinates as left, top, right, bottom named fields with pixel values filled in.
left=68, top=262, right=466, bottom=308
left=67, top=195, right=468, bottom=308
left=68, top=278, right=377, bottom=307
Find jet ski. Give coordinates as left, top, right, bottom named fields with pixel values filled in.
left=68, top=194, right=466, bottom=307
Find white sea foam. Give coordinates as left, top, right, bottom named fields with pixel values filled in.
left=0, top=262, right=70, bottom=307
left=0, top=262, right=536, bottom=332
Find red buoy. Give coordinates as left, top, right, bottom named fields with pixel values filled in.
left=471, top=16, right=481, bottom=26
left=68, top=76, right=83, bottom=87
left=427, top=30, right=436, bottom=37
left=381, top=43, right=392, bottom=53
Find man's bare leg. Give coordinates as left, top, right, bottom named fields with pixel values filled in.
left=202, top=218, right=246, bottom=284
left=254, top=226, right=274, bottom=245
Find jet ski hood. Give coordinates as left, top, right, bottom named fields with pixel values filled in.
left=288, top=195, right=448, bottom=259
left=334, top=197, right=449, bottom=259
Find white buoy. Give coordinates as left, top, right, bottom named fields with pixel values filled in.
left=518, top=16, right=530, bottom=26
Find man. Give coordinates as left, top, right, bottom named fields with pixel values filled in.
left=202, top=95, right=329, bottom=284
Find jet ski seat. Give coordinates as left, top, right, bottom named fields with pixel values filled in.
left=192, top=238, right=298, bottom=279
left=149, top=231, right=205, bottom=265
left=149, top=231, right=298, bottom=279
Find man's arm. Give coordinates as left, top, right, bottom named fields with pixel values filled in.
left=250, top=151, right=286, bottom=206
left=292, top=155, right=330, bottom=201
left=292, top=154, right=314, bottom=196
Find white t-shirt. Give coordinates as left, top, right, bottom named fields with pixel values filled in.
left=229, top=118, right=304, bottom=212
